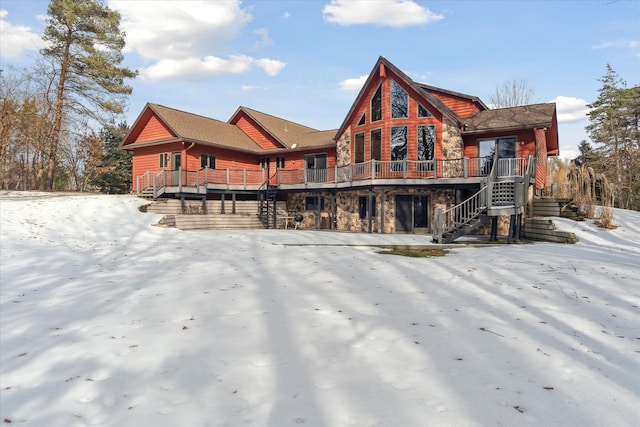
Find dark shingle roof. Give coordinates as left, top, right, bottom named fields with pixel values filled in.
left=147, top=104, right=262, bottom=152
left=463, top=103, right=556, bottom=134
left=232, top=107, right=336, bottom=149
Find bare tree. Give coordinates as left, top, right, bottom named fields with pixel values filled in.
left=489, top=79, right=536, bottom=108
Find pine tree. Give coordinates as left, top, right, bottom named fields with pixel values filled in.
left=586, top=65, right=640, bottom=210
left=90, top=122, right=131, bottom=194
left=41, top=0, right=136, bottom=190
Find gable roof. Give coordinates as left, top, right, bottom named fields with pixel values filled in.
left=122, top=103, right=262, bottom=153
left=229, top=107, right=336, bottom=149
left=462, top=103, right=557, bottom=135
left=122, top=104, right=335, bottom=153
left=335, top=56, right=464, bottom=139
left=418, top=83, right=489, bottom=111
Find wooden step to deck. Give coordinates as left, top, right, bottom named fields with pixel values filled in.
left=524, top=218, right=578, bottom=244
left=158, top=213, right=266, bottom=230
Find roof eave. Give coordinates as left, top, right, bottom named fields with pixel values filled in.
left=462, top=122, right=552, bottom=136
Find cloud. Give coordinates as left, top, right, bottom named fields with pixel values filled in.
left=255, top=58, right=286, bottom=76
left=323, top=0, right=443, bottom=27
left=551, top=96, right=590, bottom=123
left=241, top=85, right=270, bottom=91
left=0, top=9, right=44, bottom=60
left=253, top=28, right=273, bottom=49
left=592, top=39, right=640, bottom=57
left=109, top=1, right=285, bottom=80
left=139, top=55, right=285, bottom=80
left=339, top=75, right=368, bottom=91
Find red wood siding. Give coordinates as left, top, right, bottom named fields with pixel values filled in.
left=137, top=115, right=174, bottom=142
left=430, top=92, right=480, bottom=118
left=131, top=142, right=184, bottom=190
left=534, top=128, right=548, bottom=190
left=186, top=145, right=261, bottom=171
left=233, top=113, right=283, bottom=150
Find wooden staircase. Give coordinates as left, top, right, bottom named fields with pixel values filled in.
left=258, top=180, right=279, bottom=229
left=148, top=199, right=265, bottom=230
left=158, top=213, right=266, bottom=230
left=433, top=154, right=534, bottom=243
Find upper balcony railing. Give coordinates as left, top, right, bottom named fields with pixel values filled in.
left=135, top=157, right=529, bottom=195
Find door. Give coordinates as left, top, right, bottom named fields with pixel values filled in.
left=413, top=195, right=429, bottom=229
left=169, top=152, right=182, bottom=186
left=306, top=154, right=327, bottom=182
left=395, top=195, right=412, bottom=232
left=172, top=152, right=182, bottom=170
left=395, top=195, right=429, bottom=232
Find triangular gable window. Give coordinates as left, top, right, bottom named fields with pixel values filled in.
left=357, top=113, right=366, bottom=126
left=418, top=103, right=433, bottom=118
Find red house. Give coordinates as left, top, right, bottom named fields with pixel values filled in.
left=121, top=57, right=559, bottom=242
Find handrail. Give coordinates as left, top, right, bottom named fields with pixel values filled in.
left=134, top=157, right=532, bottom=193
left=433, top=184, right=488, bottom=243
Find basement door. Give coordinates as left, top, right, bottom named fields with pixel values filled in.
left=395, top=195, right=429, bottom=233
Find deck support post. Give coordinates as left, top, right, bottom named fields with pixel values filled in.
left=232, top=193, right=236, bottom=214
left=316, top=193, right=321, bottom=230
left=331, top=193, right=336, bottom=231
left=380, top=191, right=385, bottom=234
left=507, top=214, right=516, bottom=244
left=434, top=208, right=443, bottom=243
left=490, top=216, right=498, bottom=241
left=368, top=189, right=374, bottom=233
left=221, top=193, right=225, bottom=214
left=514, top=213, right=522, bottom=241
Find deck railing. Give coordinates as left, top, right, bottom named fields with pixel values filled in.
left=135, top=157, right=530, bottom=195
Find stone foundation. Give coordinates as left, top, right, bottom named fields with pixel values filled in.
left=285, top=188, right=456, bottom=234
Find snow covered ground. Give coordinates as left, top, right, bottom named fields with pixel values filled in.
left=1, top=192, right=638, bottom=427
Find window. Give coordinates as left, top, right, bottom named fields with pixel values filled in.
left=305, top=154, right=328, bottom=182
left=305, top=196, right=324, bottom=211
left=200, top=154, right=216, bottom=169
left=354, top=133, right=365, bottom=163
left=261, top=158, right=270, bottom=170
left=478, top=137, right=517, bottom=175
left=497, top=137, right=517, bottom=159
left=358, top=196, right=376, bottom=219
left=159, top=153, right=169, bottom=168
left=390, top=126, right=408, bottom=162
left=391, top=79, right=408, bottom=118
left=276, top=157, right=285, bottom=169
left=371, top=84, right=382, bottom=122
left=479, top=137, right=517, bottom=160
left=371, top=129, right=382, bottom=161
left=357, top=113, right=366, bottom=126
left=417, top=125, right=435, bottom=161
left=418, top=103, right=432, bottom=118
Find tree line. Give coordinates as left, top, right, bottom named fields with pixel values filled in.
left=575, top=65, right=639, bottom=211
left=1, top=0, right=135, bottom=193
